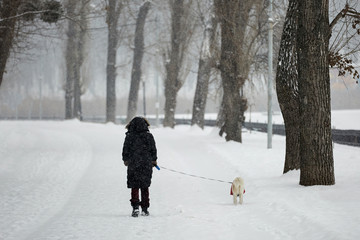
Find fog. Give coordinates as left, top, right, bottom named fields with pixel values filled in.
left=0, top=0, right=359, bottom=120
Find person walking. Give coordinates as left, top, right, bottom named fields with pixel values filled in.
left=122, top=117, right=158, bottom=217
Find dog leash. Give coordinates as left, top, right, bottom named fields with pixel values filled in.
left=158, top=165, right=232, bottom=184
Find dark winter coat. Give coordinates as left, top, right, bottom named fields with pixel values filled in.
left=122, top=117, right=157, bottom=188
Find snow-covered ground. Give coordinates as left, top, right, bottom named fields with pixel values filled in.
left=0, top=116, right=359, bottom=240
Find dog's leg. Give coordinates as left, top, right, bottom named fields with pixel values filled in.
left=233, top=194, right=238, bottom=205
left=232, top=184, right=237, bottom=205
left=239, top=185, right=244, bottom=204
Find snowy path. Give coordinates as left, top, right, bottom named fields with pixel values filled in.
left=0, top=121, right=359, bottom=240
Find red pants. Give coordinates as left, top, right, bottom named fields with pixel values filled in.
left=130, top=188, right=149, bottom=209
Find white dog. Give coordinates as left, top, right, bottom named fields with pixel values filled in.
left=231, top=177, right=245, bottom=205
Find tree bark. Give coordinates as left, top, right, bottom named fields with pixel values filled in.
left=72, top=22, right=81, bottom=120
left=106, top=0, right=122, bottom=123
left=275, top=0, right=300, bottom=173
left=126, top=1, right=151, bottom=123
left=297, top=0, right=335, bottom=186
left=0, top=0, right=22, bottom=87
left=64, top=0, right=88, bottom=120
left=64, top=1, right=78, bottom=119
left=215, top=0, right=251, bottom=142
left=72, top=0, right=89, bottom=121
left=191, top=7, right=217, bottom=129
left=163, top=0, right=185, bottom=128
left=191, top=57, right=211, bottom=128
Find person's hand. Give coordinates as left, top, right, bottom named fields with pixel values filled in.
left=124, top=161, right=128, bottom=166
left=151, top=161, right=157, bottom=167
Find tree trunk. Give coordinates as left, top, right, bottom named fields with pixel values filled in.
left=297, top=0, right=335, bottom=186
left=0, top=0, right=22, bottom=87
left=106, top=0, right=122, bottom=123
left=64, top=1, right=78, bottom=119
left=275, top=0, right=300, bottom=173
left=191, top=58, right=211, bottom=128
left=126, top=1, right=151, bottom=123
left=221, top=81, right=242, bottom=142
left=163, top=0, right=184, bottom=128
left=191, top=10, right=217, bottom=129
left=215, top=0, right=249, bottom=142
left=72, top=19, right=81, bottom=119
left=72, top=0, right=88, bottom=121
left=72, top=57, right=81, bottom=119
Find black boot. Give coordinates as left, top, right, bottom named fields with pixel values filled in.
left=132, top=207, right=139, bottom=217
left=130, top=198, right=140, bottom=217
left=141, top=208, right=149, bottom=216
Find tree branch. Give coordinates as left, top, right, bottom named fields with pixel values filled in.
left=329, top=4, right=349, bottom=32
left=329, top=4, right=360, bottom=32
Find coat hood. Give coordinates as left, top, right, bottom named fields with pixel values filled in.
left=126, top=117, right=150, bottom=133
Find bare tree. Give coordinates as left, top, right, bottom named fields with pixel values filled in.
left=275, top=0, right=300, bottom=173
left=191, top=0, right=219, bottom=129
left=64, top=0, right=78, bottom=119
left=163, top=0, right=195, bottom=128
left=64, top=0, right=90, bottom=120
left=126, top=1, right=151, bottom=122
left=297, top=0, right=335, bottom=186
left=215, top=0, right=259, bottom=142
left=73, top=0, right=90, bottom=120
left=106, top=0, right=123, bottom=123
left=276, top=0, right=359, bottom=175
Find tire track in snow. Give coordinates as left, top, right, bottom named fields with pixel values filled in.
left=0, top=125, right=92, bottom=240
left=19, top=123, right=129, bottom=239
